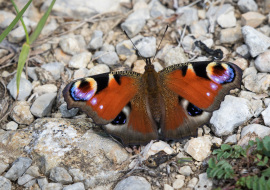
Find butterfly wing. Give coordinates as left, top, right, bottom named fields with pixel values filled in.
left=63, top=71, right=158, bottom=145
left=159, top=61, right=242, bottom=139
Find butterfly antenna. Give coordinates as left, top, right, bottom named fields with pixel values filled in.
left=152, top=25, right=169, bottom=63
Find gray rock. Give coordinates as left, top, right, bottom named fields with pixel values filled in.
left=33, top=84, right=58, bottom=96
left=37, top=177, right=48, bottom=190
left=150, top=0, right=172, bottom=18
left=87, top=64, right=110, bottom=76
left=210, top=96, right=253, bottom=136
left=163, top=46, right=188, bottom=66
left=8, top=25, right=30, bottom=43
left=59, top=35, right=86, bottom=55
left=63, top=182, right=85, bottom=190
left=30, top=93, right=57, bottom=117
left=220, top=25, right=242, bottom=44
left=136, top=36, right=156, bottom=58
left=190, top=20, right=209, bottom=37
left=73, top=68, right=89, bottom=79
left=255, top=50, right=270, bottom=73
left=88, top=30, right=103, bottom=50
left=238, top=0, right=258, bottom=13
left=43, top=183, right=63, bottom=190
left=116, top=35, right=143, bottom=56
left=236, top=44, right=250, bottom=58
left=17, top=174, right=35, bottom=186
left=121, top=19, right=146, bottom=38
left=84, top=171, right=119, bottom=189
left=10, top=101, right=34, bottom=125
left=0, top=176, right=11, bottom=190
left=241, top=12, right=266, bottom=28
left=60, top=103, right=79, bottom=118
left=69, top=168, right=85, bottom=182
left=3, top=121, right=18, bottom=131
left=7, top=77, right=32, bottom=101
left=100, top=43, right=115, bottom=52
left=93, top=51, right=119, bottom=65
left=164, top=184, right=174, bottom=190
left=217, top=6, right=236, bottom=28
left=114, top=176, right=151, bottom=190
left=25, top=166, right=41, bottom=177
left=242, top=26, right=270, bottom=57
left=173, top=175, right=185, bottom=189
left=187, top=177, right=198, bottom=189
left=0, top=162, right=9, bottom=175
left=262, top=105, right=270, bottom=126
left=27, top=67, right=38, bottom=81
left=41, top=62, right=65, bottom=80
left=179, top=166, right=193, bottom=176
left=195, top=173, right=212, bottom=190
left=69, top=52, right=92, bottom=69
left=176, top=7, right=198, bottom=26
left=4, top=157, right=32, bottom=181
left=250, top=99, right=263, bottom=117
left=241, top=124, right=270, bottom=138
left=182, top=36, right=195, bottom=52
left=224, top=134, right=237, bottom=144
left=22, top=179, right=36, bottom=188
left=41, top=18, right=59, bottom=36
left=0, top=49, right=8, bottom=58
left=258, top=25, right=270, bottom=36
left=0, top=11, right=16, bottom=29
left=50, top=167, right=73, bottom=184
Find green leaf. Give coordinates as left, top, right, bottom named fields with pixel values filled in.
left=208, top=158, right=216, bottom=168
left=221, top=144, right=231, bottom=151
left=16, top=43, right=30, bottom=96
left=0, top=0, right=32, bottom=43
left=29, top=0, right=56, bottom=44
left=246, top=176, right=252, bottom=189
left=262, top=168, right=270, bottom=177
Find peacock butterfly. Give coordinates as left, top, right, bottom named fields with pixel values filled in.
left=63, top=51, right=242, bottom=145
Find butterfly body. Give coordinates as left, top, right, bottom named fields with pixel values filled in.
left=63, top=59, right=242, bottom=145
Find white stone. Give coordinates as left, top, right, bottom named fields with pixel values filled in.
left=255, top=50, right=270, bottom=73
left=179, top=166, right=193, bottom=176
left=187, top=177, right=198, bottom=188
left=241, top=124, right=270, bottom=138
left=88, top=64, right=110, bottom=76
left=7, top=77, right=32, bottom=101
left=33, top=84, right=58, bottom=96
left=195, top=173, right=212, bottom=190
left=238, top=0, right=258, bottom=13
left=262, top=105, right=270, bottom=126
left=172, top=175, right=185, bottom=189
left=69, top=52, right=92, bottom=69
left=224, top=134, right=237, bottom=144
left=217, top=8, right=236, bottom=28
left=3, top=121, right=18, bottom=131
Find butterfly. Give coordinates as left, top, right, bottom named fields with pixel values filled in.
left=63, top=58, right=242, bottom=145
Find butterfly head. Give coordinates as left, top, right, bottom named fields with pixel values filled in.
left=144, top=58, right=155, bottom=72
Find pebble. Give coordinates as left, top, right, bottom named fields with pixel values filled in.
left=10, top=101, right=34, bottom=125
left=37, top=177, right=48, bottom=189
left=7, top=77, right=32, bottom=101
left=0, top=176, right=11, bottom=190
left=27, top=67, right=38, bottom=81
left=30, top=93, right=57, bottom=117
left=116, top=35, right=143, bottom=56
left=41, top=18, right=59, bottom=36
left=8, top=25, right=30, bottom=43
left=59, top=35, right=86, bottom=55
left=163, top=46, right=188, bottom=67
left=210, top=96, right=253, bottom=136
left=0, top=162, right=9, bottom=175
left=250, top=99, right=263, bottom=117
left=258, top=25, right=270, bottom=36
left=136, top=36, right=156, bottom=58
left=190, top=20, right=208, bottom=37
left=114, top=176, right=151, bottom=190
left=0, top=49, right=8, bottom=58
left=3, top=121, right=18, bottom=131
left=121, top=19, right=146, bottom=38
left=41, top=62, right=65, bottom=80
left=88, top=64, right=110, bottom=75
left=100, top=43, right=115, bottom=52
left=0, top=10, right=16, bottom=29
left=73, top=68, right=89, bottom=79
left=179, top=166, right=193, bottom=176
left=25, top=166, right=41, bottom=177
left=237, top=0, right=258, bottom=13
left=188, top=177, right=198, bottom=188
left=93, top=51, right=119, bottom=65
left=217, top=6, right=236, bottom=28
left=176, top=7, right=198, bottom=26
left=43, top=183, right=63, bottom=190
left=184, top=136, right=212, bottom=161
left=4, top=157, right=32, bottom=181
left=69, top=168, right=85, bottom=182
left=50, top=167, right=73, bottom=185
left=63, top=182, right=85, bottom=190
left=88, top=30, right=103, bottom=50
left=195, top=173, right=213, bottom=190
left=172, top=175, right=185, bottom=189
left=241, top=12, right=266, bottom=28
left=242, top=26, right=270, bottom=57
left=33, top=84, right=58, bottom=96
left=231, top=57, right=248, bottom=70
left=224, top=134, right=238, bottom=144
left=149, top=0, right=169, bottom=18
left=241, top=124, right=270, bottom=138
left=59, top=103, right=79, bottom=118
left=69, top=52, right=92, bottom=69
left=17, top=174, right=35, bottom=186
left=219, top=25, right=242, bottom=44
left=164, top=184, right=174, bottom=190
left=144, top=141, right=174, bottom=159
left=236, top=44, right=250, bottom=58
left=254, top=50, right=270, bottom=73
left=262, top=105, right=270, bottom=126
left=211, top=137, right=223, bottom=147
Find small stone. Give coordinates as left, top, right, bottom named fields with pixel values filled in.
left=179, top=166, right=193, bottom=176
left=73, top=68, right=89, bottom=79
left=27, top=67, right=38, bottom=81
left=231, top=58, right=248, bottom=71
left=59, top=35, right=86, bottom=55
left=184, top=136, right=212, bottom=161
left=23, top=179, right=36, bottom=188
left=114, top=176, right=151, bottom=190
left=26, top=166, right=41, bottom=177
left=241, top=124, right=270, bottom=138
left=195, top=173, right=213, bottom=190
left=69, top=168, right=85, bottom=182
left=17, top=174, right=35, bottom=186
left=0, top=176, right=11, bottom=190
left=121, top=19, right=146, bottom=38
left=7, top=77, right=32, bottom=100
left=88, top=30, right=103, bottom=50
left=149, top=0, right=170, bottom=18
left=211, top=137, right=223, bottom=146
left=41, top=18, right=59, bottom=36
left=10, top=101, right=34, bottom=125
left=238, top=0, right=258, bottom=13
left=69, top=52, right=92, bottom=69
left=41, top=62, right=64, bottom=80
left=100, top=43, right=115, bottom=52
left=220, top=25, right=242, bottom=44
left=0, top=11, right=16, bottom=29
left=93, top=51, right=119, bottom=65
left=210, top=96, right=253, bottom=136
left=173, top=175, right=185, bottom=189
left=88, top=64, right=110, bottom=76
left=242, top=26, right=270, bottom=57
left=241, top=12, right=266, bottom=28
left=182, top=36, right=195, bottom=52
left=8, top=25, right=30, bottom=43
left=4, top=157, right=32, bottom=181
left=262, top=105, right=270, bottom=126
left=255, top=50, right=270, bottom=73
left=60, top=103, right=79, bottom=118
left=30, top=93, right=57, bottom=117
left=145, top=141, right=175, bottom=159
left=224, top=134, right=237, bottom=144
left=163, top=46, right=188, bottom=67
left=164, top=184, right=174, bottom=190
left=190, top=20, right=208, bottom=37
left=37, top=178, right=48, bottom=189
left=258, top=25, right=270, bottom=36
left=33, top=84, right=58, bottom=96
left=188, top=177, right=198, bottom=188
left=250, top=99, right=263, bottom=117
left=132, top=60, right=146, bottom=74
left=3, top=121, right=18, bottom=131
left=0, top=162, right=9, bottom=175
left=63, top=182, right=85, bottom=190
left=50, top=167, right=73, bottom=185
left=43, top=183, right=63, bottom=190
left=116, top=35, right=143, bottom=56
left=0, top=49, right=8, bottom=58
left=217, top=7, right=236, bottom=28
left=176, top=7, right=198, bottom=26
left=236, top=44, right=250, bottom=58
left=136, top=36, right=156, bottom=58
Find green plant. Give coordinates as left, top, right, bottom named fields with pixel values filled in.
left=207, top=136, right=270, bottom=190
left=0, top=0, right=56, bottom=99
